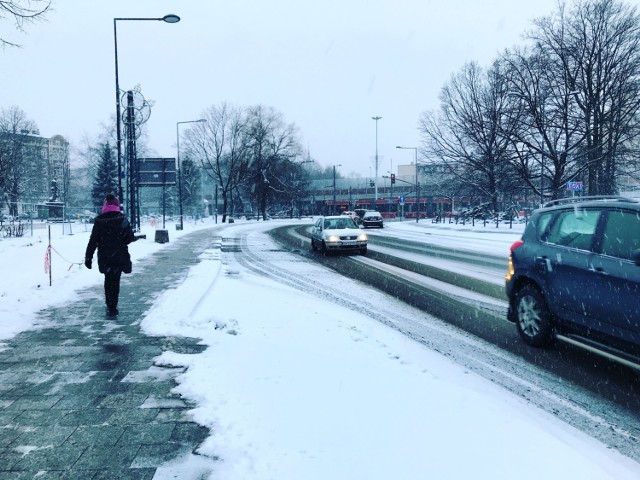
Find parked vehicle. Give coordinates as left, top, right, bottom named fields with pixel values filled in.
left=310, top=215, right=368, bottom=255
left=353, top=208, right=368, bottom=225
left=505, top=196, right=640, bottom=366
left=341, top=211, right=358, bottom=222
left=362, top=211, right=383, bottom=228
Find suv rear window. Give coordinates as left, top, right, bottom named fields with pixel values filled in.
left=600, top=210, right=640, bottom=260
left=542, top=209, right=600, bottom=251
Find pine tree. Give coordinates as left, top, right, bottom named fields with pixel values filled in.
left=91, top=142, right=118, bottom=208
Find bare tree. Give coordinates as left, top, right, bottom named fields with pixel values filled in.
left=183, top=102, right=251, bottom=222
left=245, top=105, right=301, bottom=220
left=501, top=40, right=586, bottom=202
left=524, top=0, right=640, bottom=195
left=419, top=61, right=518, bottom=212
left=0, top=0, right=51, bottom=48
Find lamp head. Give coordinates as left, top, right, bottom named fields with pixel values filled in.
left=162, top=14, right=180, bottom=23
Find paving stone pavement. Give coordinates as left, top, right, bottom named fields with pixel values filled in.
left=0, top=227, right=222, bottom=479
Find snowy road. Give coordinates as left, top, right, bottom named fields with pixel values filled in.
left=222, top=219, right=640, bottom=463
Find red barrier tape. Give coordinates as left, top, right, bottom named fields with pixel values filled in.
left=44, top=245, right=51, bottom=274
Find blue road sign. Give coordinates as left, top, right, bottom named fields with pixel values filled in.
left=567, top=181, right=583, bottom=191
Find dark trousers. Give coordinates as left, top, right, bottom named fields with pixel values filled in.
left=104, top=271, right=122, bottom=312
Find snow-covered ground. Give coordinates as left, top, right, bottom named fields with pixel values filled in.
left=1, top=217, right=639, bottom=479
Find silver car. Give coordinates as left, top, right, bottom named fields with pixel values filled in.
left=311, top=216, right=368, bottom=255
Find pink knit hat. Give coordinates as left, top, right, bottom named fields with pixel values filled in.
left=102, top=194, right=120, bottom=213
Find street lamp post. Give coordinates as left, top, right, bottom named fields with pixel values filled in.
left=113, top=14, right=180, bottom=215
left=333, top=164, right=342, bottom=215
left=176, top=119, right=207, bottom=230
left=372, top=116, right=382, bottom=205
left=396, top=146, right=419, bottom=222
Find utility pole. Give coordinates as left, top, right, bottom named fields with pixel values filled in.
left=372, top=116, right=382, bottom=206
left=396, top=146, right=419, bottom=222
left=125, top=91, right=138, bottom=231
left=332, top=164, right=342, bottom=215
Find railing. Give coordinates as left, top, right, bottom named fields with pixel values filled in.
left=0, top=220, right=25, bottom=238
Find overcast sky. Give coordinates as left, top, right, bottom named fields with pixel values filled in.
left=1, top=0, right=562, bottom=177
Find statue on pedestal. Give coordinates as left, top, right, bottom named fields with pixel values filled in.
left=49, top=179, right=59, bottom=202
left=45, top=179, right=64, bottom=220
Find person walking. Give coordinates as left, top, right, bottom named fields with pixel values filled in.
left=84, top=194, right=145, bottom=316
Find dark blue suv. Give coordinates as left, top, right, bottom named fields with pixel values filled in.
left=505, top=196, right=640, bottom=366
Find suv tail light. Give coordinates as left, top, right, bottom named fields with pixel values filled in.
left=506, top=240, right=524, bottom=281
left=510, top=240, right=524, bottom=252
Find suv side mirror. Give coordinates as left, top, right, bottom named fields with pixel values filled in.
left=632, top=249, right=640, bottom=266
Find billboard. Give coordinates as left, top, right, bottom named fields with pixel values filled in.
left=138, top=158, right=176, bottom=186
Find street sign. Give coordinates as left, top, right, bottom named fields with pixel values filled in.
left=567, top=181, right=583, bottom=191
left=399, top=196, right=405, bottom=205
left=138, top=158, right=176, bottom=186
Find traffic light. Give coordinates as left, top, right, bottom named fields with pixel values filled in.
left=390, top=173, right=396, bottom=184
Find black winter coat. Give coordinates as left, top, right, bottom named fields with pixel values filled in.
left=85, top=212, right=138, bottom=274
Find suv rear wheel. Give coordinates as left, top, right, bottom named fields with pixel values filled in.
left=514, top=285, right=554, bottom=347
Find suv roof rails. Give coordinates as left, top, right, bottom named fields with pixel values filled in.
left=543, top=195, right=638, bottom=208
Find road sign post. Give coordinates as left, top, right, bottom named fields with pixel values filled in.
left=567, top=181, right=583, bottom=191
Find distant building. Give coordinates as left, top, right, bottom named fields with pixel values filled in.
left=0, top=130, right=69, bottom=214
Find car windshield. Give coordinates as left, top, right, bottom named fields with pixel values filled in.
left=324, top=218, right=356, bottom=229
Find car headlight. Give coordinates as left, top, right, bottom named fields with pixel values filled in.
left=358, top=233, right=368, bottom=241
left=327, top=235, right=340, bottom=242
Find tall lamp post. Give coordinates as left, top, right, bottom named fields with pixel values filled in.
left=113, top=14, right=180, bottom=210
left=332, top=164, right=342, bottom=215
left=396, top=146, right=419, bottom=222
left=176, top=119, right=207, bottom=230
left=372, top=116, right=382, bottom=204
